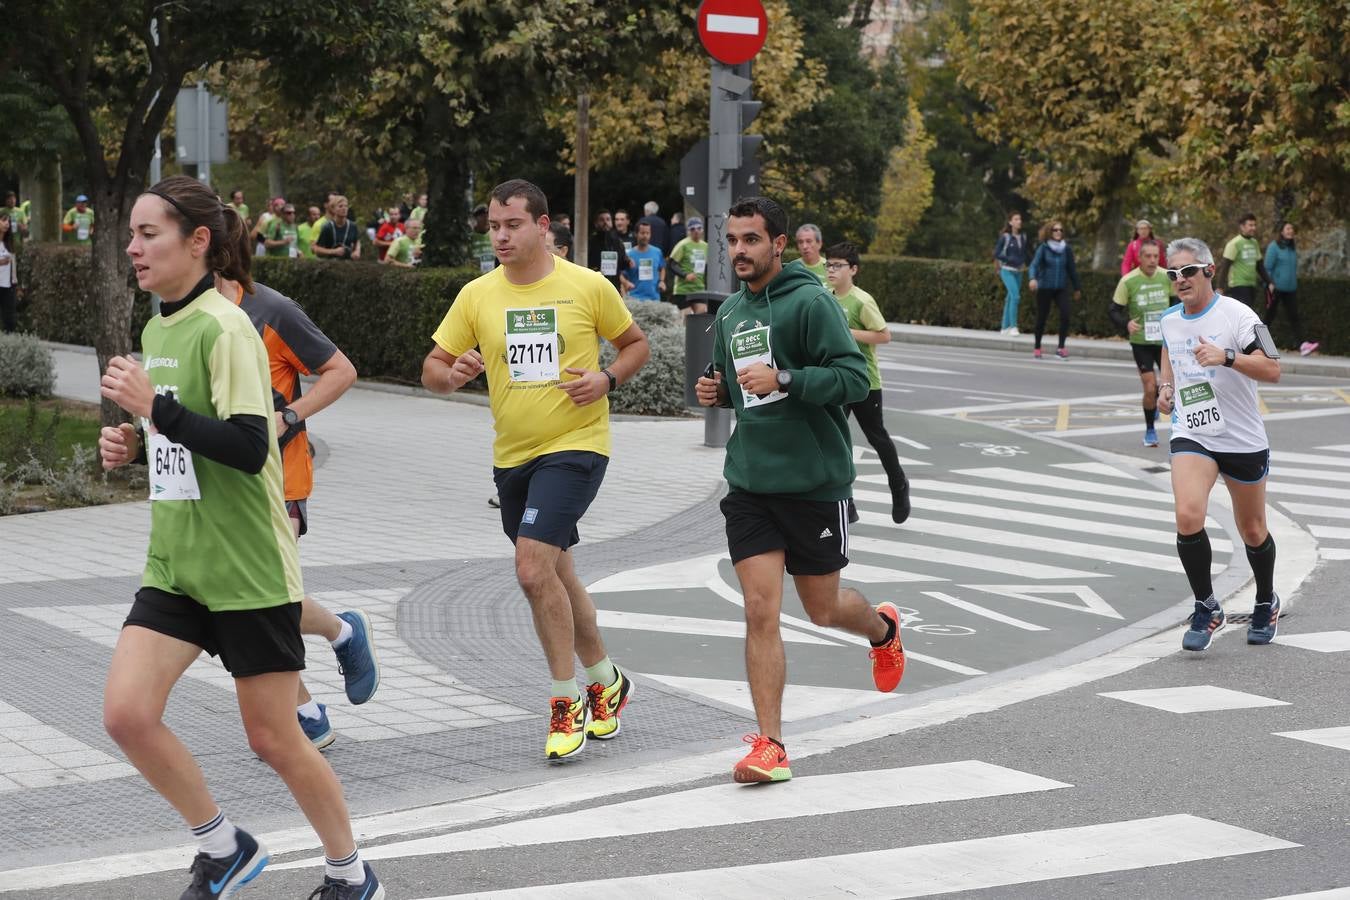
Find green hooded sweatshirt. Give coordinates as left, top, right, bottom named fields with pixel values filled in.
left=712, top=259, right=870, bottom=501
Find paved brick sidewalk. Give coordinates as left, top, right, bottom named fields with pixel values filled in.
left=0, top=346, right=736, bottom=870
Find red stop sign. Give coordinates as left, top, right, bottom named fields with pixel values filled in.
left=697, top=0, right=768, bottom=66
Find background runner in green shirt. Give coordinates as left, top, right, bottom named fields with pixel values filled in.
left=62, top=196, right=94, bottom=244
left=667, top=217, right=710, bottom=315
left=263, top=204, right=302, bottom=258
left=825, top=241, right=910, bottom=524
left=1217, top=213, right=1271, bottom=309
left=1108, top=239, right=1171, bottom=447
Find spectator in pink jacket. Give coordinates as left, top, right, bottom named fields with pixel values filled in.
left=1121, top=219, right=1167, bottom=275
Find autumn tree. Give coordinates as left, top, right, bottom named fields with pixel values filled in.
left=872, top=98, right=935, bottom=254
left=951, top=0, right=1176, bottom=267
left=13, top=0, right=411, bottom=423
left=1165, top=0, right=1350, bottom=227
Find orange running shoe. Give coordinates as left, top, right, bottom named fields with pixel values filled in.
left=733, top=734, right=792, bottom=783
left=870, top=602, right=906, bottom=692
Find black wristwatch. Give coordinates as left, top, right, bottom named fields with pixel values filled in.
left=281, top=407, right=300, bottom=427
left=602, top=368, right=617, bottom=393
left=1224, top=349, right=1236, bottom=367
left=776, top=369, right=793, bottom=389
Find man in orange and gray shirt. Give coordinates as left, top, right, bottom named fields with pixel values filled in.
left=220, top=276, right=381, bottom=748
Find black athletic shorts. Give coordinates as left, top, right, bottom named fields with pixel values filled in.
left=1170, top=437, right=1269, bottom=484
left=721, top=490, right=850, bottom=576
left=286, top=499, right=308, bottom=537
left=124, top=587, right=306, bottom=678
left=670, top=293, right=703, bottom=310
left=1131, top=344, right=1163, bottom=373
left=493, top=450, right=608, bottom=549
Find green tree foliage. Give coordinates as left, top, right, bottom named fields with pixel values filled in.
left=872, top=99, right=935, bottom=255
left=950, top=0, right=1176, bottom=267
left=1166, top=0, right=1350, bottom=220
left=11, top=0, right=411, bottom=422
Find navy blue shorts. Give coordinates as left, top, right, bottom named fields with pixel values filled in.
left=1170, top=437, right=1269, bottom=484
left=493, top=450, right=608, bottom=549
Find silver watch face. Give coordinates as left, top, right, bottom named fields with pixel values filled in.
left=777, top=371, right=791, bottom=387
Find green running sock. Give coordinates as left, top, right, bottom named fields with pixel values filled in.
left=550, top=678, right=580, bottom=702
left=584, top=656, right=619, bottom=688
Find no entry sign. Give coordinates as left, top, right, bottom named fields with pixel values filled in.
left=697, top=0, right=768, bottom=66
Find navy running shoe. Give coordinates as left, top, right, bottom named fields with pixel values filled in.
left=300, top=704, right=335, bottom=750
left=1247, top=593, right=1281, bottom=645
left=180, top=828, right=269, bottom=899
left=307, top=862, right=385, bottom=900
left=334, top=610, right=380, bottom=705
left=1182, top=599, right=1225, bottom=651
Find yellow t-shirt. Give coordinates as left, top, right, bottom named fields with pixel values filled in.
left=432, top=256, right=634, bottom=468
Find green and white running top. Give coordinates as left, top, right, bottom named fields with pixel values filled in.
left=140, top=286, right=303, bottom=611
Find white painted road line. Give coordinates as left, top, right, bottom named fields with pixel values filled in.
left=1274, top=726, right=1350, bottom=753
left=957, top=467, right=1174, bottom=503
left=594, top=610, right=838, bottom=646
left=1100, top=685, right=1291, bottom=713
left=415, top=814, right=1297, bottom=899
left=634, top=674, right=908, bottom=721
left=1276, top=631, right=1350, bottom=653
left=1279, top=501, right=1350, bottom=520
left=921, top=591, right=1049, bottom=631
left=849, top=535, right=1107, bottom=580
left=854, top=509, right=1185, bottom=573
left=1266, top=481, right=1350, bottom=501
left=1266, top=887, right=1350, bottom=899
left=1308, top=524, right=1350, bottom=541
left=275, top=760, right=1069, bottom=869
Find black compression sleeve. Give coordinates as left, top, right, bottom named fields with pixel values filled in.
left=151, top=394, right=270, bottom=474
left=1107, top=302, right=1130, bottom=332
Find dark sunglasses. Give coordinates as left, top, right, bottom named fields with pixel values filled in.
left=1164, top=264, right=1209, bottom=281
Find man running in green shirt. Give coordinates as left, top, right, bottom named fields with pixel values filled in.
left=667, top=217, right=710, bottom=316
left=1109, top=239, right=1174, bottom=447
left=1216, top=212, right=1270, bottom=308
left=298, top=205, right=322, bottom=259
left=1, top=191, right=27, bottom=246
left=227, top=189, right=252, bottom=231
left=825, top=241, right=910, bottom=524
left=263, top=204, right=301, bottom=258
left=795, top=223, right=827, bottom=283
left=382, top=219, right=422, bottom=268
left=62, top=195, right=95, bottom=244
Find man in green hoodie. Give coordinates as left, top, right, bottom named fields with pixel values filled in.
left=695, top=196, right=907, bottom=785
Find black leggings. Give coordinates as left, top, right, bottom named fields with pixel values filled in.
left=0, top=286, right=15, bottom=333
left=847, top=389, right=907, bottom=494
left=1034, top=288, right=1071, bottom=349
left=1262, top=290, right=1302, bottom=346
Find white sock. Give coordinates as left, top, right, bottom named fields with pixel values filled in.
left=297, top=700, right=322, bottom=721
left=331, top=618, right=353, bottom=648
left=325, top=849, right=365, bottom=884
left=584, top=656, right=618, bottom=688
left=192, top=811, right=239, bottom=859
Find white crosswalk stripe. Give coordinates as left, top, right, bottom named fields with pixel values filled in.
left=1273, top=449, right=1350, bottom=561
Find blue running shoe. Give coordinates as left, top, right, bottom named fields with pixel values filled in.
left=300, top=704, right=335, bottom=750
left=1143, top=427, right=1159, bottom=447
left=1247, top=593, right=1281, bottom=645
left=334, top=610, right=380, bottom=705
left=180, top=828, right=269, bottom=899
left=307, top=862, right=385, bottom=899
left=1182, top=599, right=1225, bottom=651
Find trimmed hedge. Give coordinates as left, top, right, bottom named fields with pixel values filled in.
left=17, top=243, right=1350, bottom=390
left=860, top=254, right=1350, bottom=353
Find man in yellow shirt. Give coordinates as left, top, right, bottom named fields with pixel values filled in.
left=422, top=179, right=650, bottom=761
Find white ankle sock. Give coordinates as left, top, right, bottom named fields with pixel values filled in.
left=192, top=811, right=238, bottom=859
left=331, top=618, right=353, bottom=648
left=326, top=849, right=365, bottom=884
left=297, top=700, right=322, bottom=720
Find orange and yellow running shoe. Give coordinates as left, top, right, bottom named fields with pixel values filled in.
left=585, top=666, right=633, bottom=740
left=733, top=734, right=792, bottom=783
left=545, top=695, right=588, bottom=761
left=870, top=602, right=906, bottom=692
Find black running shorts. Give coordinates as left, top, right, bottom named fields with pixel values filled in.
left=721, top=490, right=850, bottom=576
left=1170, top=437, right=1270, bottom=484
left=1131, top=344, right=1163, bottom=373
left=125, top=587, right=305, bottom=678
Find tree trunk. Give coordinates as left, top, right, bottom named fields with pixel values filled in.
left=91, top=189, right=136, bottom=425
left=420, top=100, right=472, bottom=269
left=1090, top=155, right=1133, bottom=270
left=28, top=157, right=63, bottom=243
left=573, top=92, right=590, bottom=265
left=266, top=151, right=286, bottom=200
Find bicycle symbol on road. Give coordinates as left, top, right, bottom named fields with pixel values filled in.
left=893, top=606, right=977, bottom=637
left=959, top=441, right=1029, bottom=458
